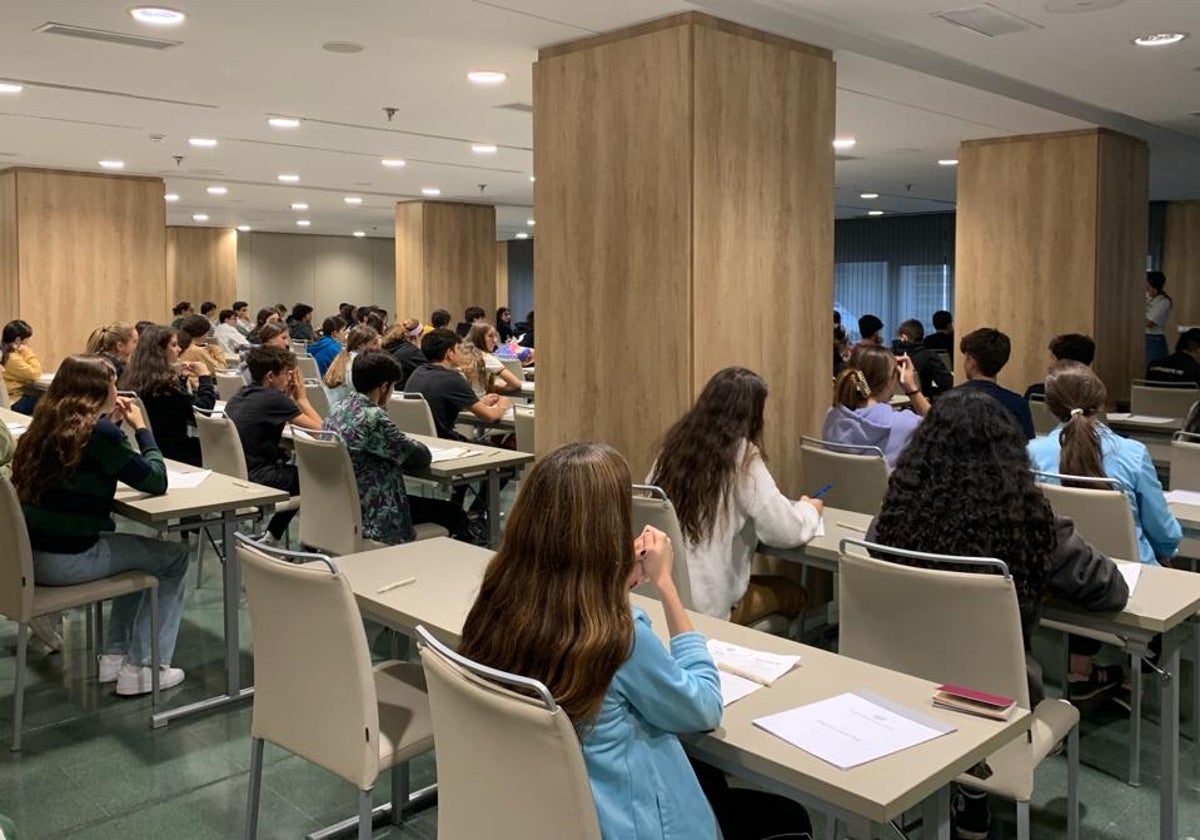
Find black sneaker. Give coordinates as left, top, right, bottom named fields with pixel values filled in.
left=951, top=785, right=990, bottom=840
left=1067, top=663, right=1124, bottom=702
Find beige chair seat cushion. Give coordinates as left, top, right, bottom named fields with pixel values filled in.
left=957, top=698, right=1080, bottom=802
left=374, top=661, right=435, bottom=769
left=32, top=572, right=156, bottom=617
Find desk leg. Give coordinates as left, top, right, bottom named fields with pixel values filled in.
left=918, top=785, right=951, bottom=840
left=486, top=470, right=501, bottom=548
left=1160, top=627, right=1181, bottom=840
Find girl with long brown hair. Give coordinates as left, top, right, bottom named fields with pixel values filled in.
left=14, top=355, right=189, bottom=695
left=458, top=322, right=522, bottom=396
left=323, top=324, right=380, bottom=405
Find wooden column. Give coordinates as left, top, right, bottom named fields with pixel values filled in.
left=533, top=13, right=834, bottom=494
left=1163, top=201, right=1200, bottom=330
left=0, top=167, right=166, bottom=368
left=495, top=241, right=509, bottom=311
left=394, top=201, right=495, bottom=323
left=166, top=226, right=238, bottom=309
left=956, top=129, right=1148, bottom=401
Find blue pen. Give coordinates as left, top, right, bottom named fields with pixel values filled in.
left=811, top=483, right=834, bottom=499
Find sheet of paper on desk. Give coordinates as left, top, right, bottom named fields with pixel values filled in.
left=1118, top=563, right=1142, bottom=595
left=1165, top=489, right=1200, bottom=507
left=753, top=691, right=955, bottom=770
left=719, top=671, right=762, bottom=706
left=707, top=639, right=800, bottom=686
left=5, top=422, right=26, bottom=433
left=167, top=469, right=212, bottom=490
left=429, top=447, right=477, bottom=463
left=1105, top=413, right=1177, bottom=424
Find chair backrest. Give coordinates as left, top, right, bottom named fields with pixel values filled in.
left=290, top=340, right=309, bottom=355
left=236, top=535, right=381, bottom=789
left=415, top=625, right=602, bottom=840
left=193, top=408, right=249, bottom=480
left=1027, top=394, right=1058, bottom=437
left=116, top=390, right=150, bottom=447
left=799, top=436, right=889, bottom=516
left=501, top=357, right=523, bottom=381
left=304, top=380, right=331, bottom=418
left=0, top=375, right=10, bottom=408
left=1033, top=471, right=1140, bottom=561
left=292, top=429, right=365, bottom=556
left=1171, top=431, right=1200, bottom=492
left=1130, top=380, right=1199, bottom=418
left=513, top=406, right=535, bottom=453
left=387, top=393, right=437, bottom=437
left=0, top=478, right=35, bottom=622
left=215, top=371, right=244, bottom=401
left=837, top=538, right=1029, bottom=709
left=630, top=485, right=693, bottom=609
left=295, top=354, right=319, bottom=381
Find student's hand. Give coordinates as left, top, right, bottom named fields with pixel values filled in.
left=480, top=393, right=501, bottom=407
left=114, top=396, right=146, bottom=430
left=496, top=396, right=513, bottom=411
left=896, top=354, right=918, bottom=392
left=181, top=360, right=209, bottom=378
left=800, top=496, right=824, bottom=516
left=637, top=526, right=675, bottom=593
left=290, top=368, right=306, bottom=400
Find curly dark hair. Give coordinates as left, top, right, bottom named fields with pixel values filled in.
left=873, top=388, right=1056, bottom=602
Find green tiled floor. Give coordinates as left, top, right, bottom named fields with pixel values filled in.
left=3, top=553, right=1200, bottom=838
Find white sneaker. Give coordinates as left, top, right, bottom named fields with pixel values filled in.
left=115, top=663, right=185, bottom=696
left=98, top=654, right=126, bottom=683
left=29, top=614, right=63, bottom=652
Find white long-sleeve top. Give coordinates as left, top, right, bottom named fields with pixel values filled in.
left=650, top=442, right=821, bottom=619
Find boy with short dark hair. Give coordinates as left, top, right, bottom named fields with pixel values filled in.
left=895, top=318, right=953, bottom=401
left=1024, top=334, right=1097, bottom=399
left=407, top=329, right=512, bottom=440
left=958, top=327, right=1035, bottom=439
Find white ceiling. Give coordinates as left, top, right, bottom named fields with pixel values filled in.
left=0, top=0, right=1196, bottom=238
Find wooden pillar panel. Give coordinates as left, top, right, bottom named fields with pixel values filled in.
left=1164, top=201, right=1200, bottom=330
left=166, top=226, right=238, bottom=311
left=395, top=200, right=495, bottom=324
left=495, top=241, right=509, bottom=312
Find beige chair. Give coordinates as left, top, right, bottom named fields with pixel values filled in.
left=116, top=390, right=151, bottom=447
left=1170, top=431, right=1200, bottom=492
left=0, top=478, right=162, bottom=751
left=1028, top=394, right=1058, bottom=437
left=415, top=624, right=602, bottom=840
left=290, top=340, right=309, bottom=356
left=513, top=406, right=535, bottom=454
left=1130, top=380, right=1199, bottom=418
left=630, top=485, right=694, bottom=610
left=837, top=539, right=1079, bottom=840
left=215, top=371, right=245, bottom=401
left=292, top=428, right=445, bottom=556
left=0, top=375, right=10, bottom=409
left=295, top=354, right=320, bottom=381
left=238, top=535, right=433, bottom=840
left=501, top=357, right=524, bottom=382
left=799, top=436, right=889, bottom=516
left=387, top=393, right=437, bottom=437
left=304, top=379, right=331, bottom=419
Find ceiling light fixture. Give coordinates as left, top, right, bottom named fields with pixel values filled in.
left=938, top=159, right=959, bottom=166
left=206, top=185, right=227, bottom=195
left=0, top=82, right=23, bottom=94
left=164, top=193, right=179, bottom=202
left=344, top=196, right=363, bottom=205
left=353, top=231, right=366, bottom=238
left=867, top=210, right=884, bottom=216
left=421, top=187, right=441, bottom=197
left=1133, top=32, right=1189, bottom=46
left=129, top=6, right=186, bottom=26
left=290, top=202, right=308, bottom=211
left=267, top=117, right=301, bottom=128
left=192, top=213, right=209, bottom=222
left=237, top=225, right=251, bottom=232
left=277, top=173, right=299, bottom=182
left=860, top=192, right=879, bottom=199
left=98, top=160, right=125, bottom=169
left=471, top=143, right=498, bottom=154
left=188, top=137, right=217, bottom=148
left=833, top=137, right=857, bottom=150
left=526, top=219, right=535, bottom=226
left=296, top=219, right=311, bottom=227
left=467, top=70, right=507, bottom=85
left=529, top=175, right=535, bottom=183
left=515, top=232, right=530, bottom=239
left=381, top=158, right=406, bottom=168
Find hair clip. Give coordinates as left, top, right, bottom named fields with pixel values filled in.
left=852, top=369, right=870, bottom=398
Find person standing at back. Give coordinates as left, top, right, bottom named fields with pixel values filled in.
left=957, top=327, right=1035, bottom=439
left=894, top=319, right=953, bottom=401
left=856, top=314, right=884, bottom=351
left=1024, top=334, right=1095, bottom=400
left=923, top=310, right=955, bottom=365
left=1145, top=270, right=1173, bottom=366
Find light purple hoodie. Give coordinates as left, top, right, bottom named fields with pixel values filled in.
left=820, top=403, right=922, bottom=469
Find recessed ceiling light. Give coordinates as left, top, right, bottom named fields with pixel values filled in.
left=267, top=117, right=301, bottom=129
left=343, top=196, right=363, bottom=205
left=237, top=225, right=251, bottom=232
left=189, top=137, right=218, bottom=148
left=471, top=143, right=498, bottom=154
left=206, top=185, right=227, bottom=195
left=277, top=173, right=299, bottom=182
left=833, top=137, right=857, bottom=150
left=290, top=202, right=308, bottom=211
left=164, top=193, right=179, bottom=202
left=296, top=219, right=311, bottom=227
left=515, top=232, right=530, bottom=239
left=0, top=82, right=23, bottom=94
left=1133, top=32, right=1189, bottom=46
left=421, top=187, right=441, bottom=197
left=129, top=6, right=186, bottom=26
left=860, top=192, right=879, bottom=199
left=467, top=70, right=507, bottom=85
left=98, top=160, right=125, bottom=170
left=938, top=159, right=959, bottom=166
left=867, top=210, right=884, bottom=216
left=192, top=213, right=209, bottom=222
left=529, top=175, right=536, bottom=183
left=526, top=219, right=535, bottom=226
left=353, top=231, right=366, bottom=238
left=381, top=158, right=406, bottom=168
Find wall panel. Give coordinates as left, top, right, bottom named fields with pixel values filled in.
left=1164, top=201, right=1200, bottom=331
left=395, top=201, right=495, bottom=326
left=166, top=226, right=237, bottom=311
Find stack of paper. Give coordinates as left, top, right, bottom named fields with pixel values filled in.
left=707, top=640, right=801, bottom=705
left=167, top=468, right=212, bottom=490
left=429, top=446, right=477, bottom=463
left=1117, top=563, right=1142, bottom=595
left=1105, top=413, right=1178, bottom=425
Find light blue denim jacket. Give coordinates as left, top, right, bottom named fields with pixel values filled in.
left=581, top=606, right=724, bottom=840
left=1028, top=424, right=1181, bottom=564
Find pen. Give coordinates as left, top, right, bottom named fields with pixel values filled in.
left=377, top=577, right=417, bottom=594
left=837, top=521, right=868, bottom=532
left=811, top=483, right=834, bottom=500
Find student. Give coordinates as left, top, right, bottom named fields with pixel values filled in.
left=225, top=346, right=322, bottom=543
left=460, top=322, right=522, bottom=396
left=380, top=319, right=427, bottom=389
left=1029, top=361, right=1181, bottom=566
left=1145, top=328, right=1200, bottom=387
left=307, top=316, right=345, bottom=375
left=248, top=308, right=280, bottom=344
left=0, top=420, right=13, bottom=480
left=365, top=311, right=386, bottom=334
left=870, top=388, right=1128, bottom=837
left=323, top=325, right=381, bottom=407
left=833, top=312, right=850, bottom=377
left=423, top=308, right=452, bottom=337
left=822, top=344, right=929, bottom=468
left=1145, top=270, right=1173, bottom=365
left=406, top=328, right=511, bottom=439
left=338, top=302, right=356, bottom=325
left=274, top=303, right=289, bottom=322
left=177, top=314, right=228, bottom=387
left=213, top=309, right=249, bottom=356
left=894, top=319, right=953, bottom=401
left=235, top=322, right=289, bottom=384
left=495, top=306, right=514, bottom=343
left=856, top=314, right=884, bottom=347
left=232, top=301, right=253, bottom=337
left=287, top=304, right=316, bottom=342
left=322, top=352, right=466, bottom=543
left=200, top=301, right=218, bottom=331
left=1186, top=401, right=1200, bottom=436
left=518, top=310, right=535, bottom=349
left=957, top=327, right=1035, bottom=439
left=2, top=319, right=42, bottom=415
left=14, top=355, right=190, bottom=694
left=86, top=322, right=139, bottom=380
left=119, top=326, right=216, bottom=466
left=169, top=301, right=193, bottom=330
left=354, top=305, right=372, bottom=326
left=923, top=309, right=954, bottom=363
left=455, top=305, right=487, bottom=339
left=135, top=320, right=158, bottom=336
left=1024, top=333, right=1096, bottom=400
left=649, top=367, right=823, bottom=621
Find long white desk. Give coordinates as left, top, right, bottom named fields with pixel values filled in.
left=335, top=538, right=1030, bottom=840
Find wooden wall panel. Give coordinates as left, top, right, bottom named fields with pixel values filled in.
left=1164, top=202, right=1200, bottom=331
left=166, top=226, right=237, bottom=311
left=394, top=201, right=495, bottom=326
left=394, top=202, right=426, bottom=321
left=0, top=171, right=18, bottom=325
left=9, top=168, right=165, bottom=368
left=692, top=25, right=834, bottom=495
left=495, top=241, right=509, bottom=311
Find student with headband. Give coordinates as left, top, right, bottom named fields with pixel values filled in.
left=380, top=319, right=427, bottom=390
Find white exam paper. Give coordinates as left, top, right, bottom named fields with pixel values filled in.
left=753, top=691, right=955, bottom=770
left=1118, top=563, right=1142, bottom=595
left=707, top=640, right=800, bottom=686
left=1105, top=413, right=1178, bottom=425
left=1165, top=489, right=1200, bottom=507
left=167, top=469, right=212, bottom=490
left=719, top=672, right=762, bottom=706
left=429, top=447, right=477, bottom=463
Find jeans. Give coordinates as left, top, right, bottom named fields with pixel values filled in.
left=1146, top=333, right=1168, bottom=366
left=11, top=393, right=38, bottom=415
left=33, top=533, right=190, bottom=666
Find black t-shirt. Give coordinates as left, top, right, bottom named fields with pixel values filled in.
left=224, top=384, right=301, bottom=478
left=405, top=363, right=479, bottom=440
left=384, top=340, right=427, bottom=390
left=959, top=379, right=1036, bottom=440
left=923, top=331, right=954, bottom=365
left=1146, top=352, right=1200, bottom=387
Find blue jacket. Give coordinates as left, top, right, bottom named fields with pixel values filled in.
left=307, top=336, right=341, bottom=376
left=1028, top=424, right=1181, bottom=564
left=581, top=607, right=723, bottom=840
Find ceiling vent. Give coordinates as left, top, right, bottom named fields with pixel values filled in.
left=933, top=4, right=1043, bottom=37
left=34, top=22, right=182, bottom=50
left=496, top=102, right=533, bottom=114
